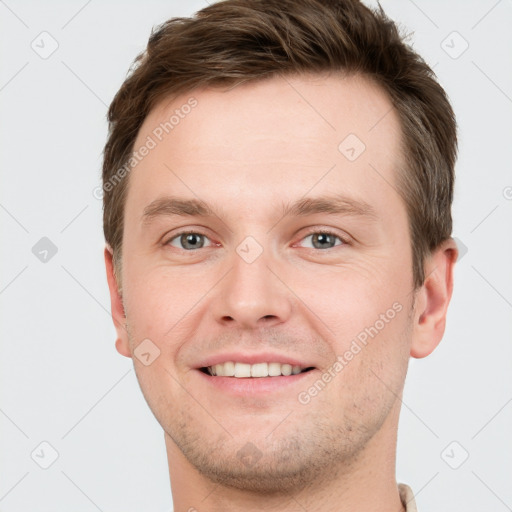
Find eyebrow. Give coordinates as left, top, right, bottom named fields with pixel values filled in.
left=142, top=194, right=378, bottom=224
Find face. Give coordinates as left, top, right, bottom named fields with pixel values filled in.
left=111, top=74, right=419, bottom=492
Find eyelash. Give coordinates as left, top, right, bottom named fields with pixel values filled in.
left=164, top=228, right=349, bottom=251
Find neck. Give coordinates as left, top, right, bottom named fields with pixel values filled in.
left=166, top=400, right=405, bottom=512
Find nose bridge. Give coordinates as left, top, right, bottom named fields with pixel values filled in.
left=213, top=235, right=292, bottom=328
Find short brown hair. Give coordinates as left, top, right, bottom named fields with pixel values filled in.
left=102, top=0, right=457, bottom=289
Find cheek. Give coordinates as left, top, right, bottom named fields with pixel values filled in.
left=122, top=261, right=209, bottom=340
left=327, top=301, right=412, bottom=418
left=292, top=262, right=413, bottom=404
left=292, top=258, right=410, bottom=341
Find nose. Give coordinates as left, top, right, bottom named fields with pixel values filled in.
left=211, top=246, right=293, bottom=330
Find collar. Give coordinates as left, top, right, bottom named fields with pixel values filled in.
left=398, top=483, right=418, bottom=512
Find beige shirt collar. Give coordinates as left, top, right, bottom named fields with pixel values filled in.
left=399, top=483, right=418, bottom=511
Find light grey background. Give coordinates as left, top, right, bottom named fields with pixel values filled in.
left=1, top=1, right=511, bottom=511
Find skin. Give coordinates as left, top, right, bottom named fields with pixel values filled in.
left=105, top=73, right=457, bottom=511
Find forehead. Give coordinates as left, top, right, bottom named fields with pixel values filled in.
left=127, top=73, right=404, bottom=221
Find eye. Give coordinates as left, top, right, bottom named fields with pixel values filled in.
left=299, top=230, right=345, bottom=249
left=167, top=231, right=213, bottom=250
left=164, top=229, right=346, bottom=251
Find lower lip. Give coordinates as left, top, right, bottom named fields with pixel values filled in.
left=195, top=369, right=316, bottom=396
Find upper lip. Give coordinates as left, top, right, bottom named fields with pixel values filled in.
left=195, top=352, right=315, bottom=369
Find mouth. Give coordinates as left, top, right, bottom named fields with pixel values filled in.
left=200, top=362, right=316, bottom=378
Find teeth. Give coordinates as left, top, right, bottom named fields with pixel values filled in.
left=234, top=362, right=251, bottom=378
left=207, top=362, right=307, bottom=378
left=268, top=362, right=281, bottom=376
left=251, top=362, right=268, bottom=377
left=281, top=363, right=292, bottom=376
left=223, top=361, right=235, bottom=376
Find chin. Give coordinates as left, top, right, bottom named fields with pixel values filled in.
left=172, top=425, right=348, bottom=495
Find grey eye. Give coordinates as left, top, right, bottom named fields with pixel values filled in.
left=169, top=232, right=211, bottom=250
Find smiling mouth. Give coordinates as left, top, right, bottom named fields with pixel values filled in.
left=200, top=362, right=315, bottom=378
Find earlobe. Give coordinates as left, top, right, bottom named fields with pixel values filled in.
left=115, top=337, right=131, bottom=358
left=410, top=239, right=458, bottom=359
left=104, top=245, right=132, bottom=358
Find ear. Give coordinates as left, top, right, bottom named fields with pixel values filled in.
left=410, top=238, right=458, bottom=359
left=104, top=245, right=131, bottom=358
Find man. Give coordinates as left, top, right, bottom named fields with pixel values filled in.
left=102, top=0, right=458, bottom=510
